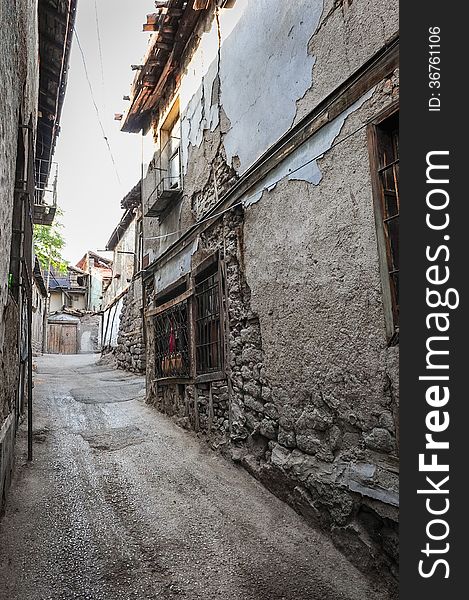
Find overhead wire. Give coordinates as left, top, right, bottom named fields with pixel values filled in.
left=93, top=0, right=106, bottom=112
left=73, top=26, right=122, bottom=187
left=144, top=118, right=369, bottom=241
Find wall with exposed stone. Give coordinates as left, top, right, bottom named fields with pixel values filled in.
left=115, top=279, right=145, bottom=373
left=140, top=0, right=399, bottom=589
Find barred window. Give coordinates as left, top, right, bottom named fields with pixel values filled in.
left=368, top=107, right=399, bottom=339
left=377, top=113, right=399, bottom=322
left=195, top=268, right=223, bottom=375
left=155, top=301, right=190, bottom=378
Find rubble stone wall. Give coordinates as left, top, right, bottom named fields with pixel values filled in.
left=116, top=279, right=145, bottom=373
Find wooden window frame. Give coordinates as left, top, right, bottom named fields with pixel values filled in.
left=193, top=254, right=225, bottom=382
left=367, top=102, right=399, bottom=342
left=148, top=255, right=227, bottom=385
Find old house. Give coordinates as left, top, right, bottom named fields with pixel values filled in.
left=76, top=251, right=113, bottom=312
left=48, top=264, right=88, bottom=313
left=101, top=183, right=145, bottom=373
left=46, top=261, right=105, bottom=355
left=121, top=0, right=399, bottom=580
left=0, top=0, right=76, bottom=507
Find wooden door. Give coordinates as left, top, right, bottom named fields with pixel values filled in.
left=61, top=324, right=77, bottom=354
left=47, top=323, right=77, bottom=354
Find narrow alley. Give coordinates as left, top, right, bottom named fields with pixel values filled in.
left=0, top=354, right=388, bottom=600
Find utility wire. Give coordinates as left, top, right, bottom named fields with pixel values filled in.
left=94, top=0, right=106, bottom=113
left=73, top=26, right=122, bottom=187
left=145, top=118, right=369, bottom=241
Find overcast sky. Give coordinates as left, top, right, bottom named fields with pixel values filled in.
left=54, top=0, right=153, bottom=264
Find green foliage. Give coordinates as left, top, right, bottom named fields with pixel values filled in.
left=33, top=209, right=68, bottom=273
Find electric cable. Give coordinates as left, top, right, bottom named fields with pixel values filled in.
left=74, top=26, right=122, bottom=187
left=94, top=0, right=106, bottom=113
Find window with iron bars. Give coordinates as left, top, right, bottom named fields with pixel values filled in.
left=154, top=301, right=190, bottom=379
left=195, top=267, right=223, bottom=375
left=368, top=107, right=399, bottom=338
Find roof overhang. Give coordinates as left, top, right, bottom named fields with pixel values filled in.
left=105, top=182, right=141, bottom=251
left=36, top=0, right=77, bottom=202
left=121, top=0, right=204, bottom=133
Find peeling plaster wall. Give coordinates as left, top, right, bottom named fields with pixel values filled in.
left=141, top=0, right=399, bottom=582
left=295, top=0, right=399, bottom=125
left=241, top=74, right=399, bottom=578
left=219, top=0, right=323, bottom=173
left=244, top=89, right=374, bottom=206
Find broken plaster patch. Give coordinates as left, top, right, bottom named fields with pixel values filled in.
left=220, top=0, right=324, bottom=174
left=243, top=88, right=375, bottom=207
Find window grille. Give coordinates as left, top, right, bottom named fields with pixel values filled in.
left=154, top=301, right=190, bottom=378
left=195, top=270, right=223, bottom=374
left=377, top=113, right=399, bottom=324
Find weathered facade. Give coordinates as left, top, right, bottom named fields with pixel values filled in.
left=1, top=0, right=76, bottom=508
left=102, top=184, right=145, bottom=373
left=31, top=258, right=48, bottom=354
left=121, top=0, right=399, bottom=585
left=46, top=263, right=103, bottom=354
left=48, top=265, right=88, bottom=313
left=76, top=251, right=112, bottom=312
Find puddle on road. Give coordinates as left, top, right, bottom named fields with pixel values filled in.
left=70, top=384, right=144, bottom=404
left=80, top=425, right=145, bottom=452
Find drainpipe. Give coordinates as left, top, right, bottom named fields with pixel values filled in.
left=27, top=280, right=33, bottom=461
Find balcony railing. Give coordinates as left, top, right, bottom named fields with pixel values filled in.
left=34, top=159, right=58, bottom=225
left=143, top=136, right=182, bottom=218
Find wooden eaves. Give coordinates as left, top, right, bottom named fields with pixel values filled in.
left=36, top=0, right=77, bottom=204
left=121, top=0, right=205, bottom=133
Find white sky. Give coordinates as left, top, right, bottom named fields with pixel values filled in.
left=54, top=0, right=153, bottom=264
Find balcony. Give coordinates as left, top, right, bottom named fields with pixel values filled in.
left=143, top=137, right=182, bottom=218
left=34, top=159, right=58, bottom=225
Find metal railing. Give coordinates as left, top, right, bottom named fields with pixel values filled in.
left=145, top=136, right=182, bottom=211
left=35, top=159, right=58, bottom=207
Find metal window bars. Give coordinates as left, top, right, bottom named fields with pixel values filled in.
left=378, top=125, right=399, bottom=321
left=35, top=159, right=58, bottom=208
left=154, top=300, right=190, bottom=378
left=195, top=271, right=222, bottom=374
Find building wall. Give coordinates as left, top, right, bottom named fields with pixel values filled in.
left=77, top=314, right=100, bottom=353
left=47, top=313, right=101, bottom=354
left=0, top=0, right=39, bottom=511
left=115, top=278, right=145, bottom=373
left=31, top=283, right=46, bottom=355
left=139, top=0, right=399, bottom=584
left=48, top=290, right=64, bottom=313
left=103, top=220, right=136, bottom=309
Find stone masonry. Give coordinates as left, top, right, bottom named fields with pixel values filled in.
left=115, top=280, right=146, bottom=374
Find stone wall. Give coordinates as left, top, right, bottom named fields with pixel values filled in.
left=77, top=314, right=101, bottom=353
left=116, top=279, right=145, bottom=373
left=0, top=0, right=39, bottom=510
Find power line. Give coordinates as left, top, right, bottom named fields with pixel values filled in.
left=145, top=118, right=369, bottom=241
left=73, top=26, right=122, bottom=187
left=94, top=0, right=106, bottom=112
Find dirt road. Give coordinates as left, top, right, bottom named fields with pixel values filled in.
left=0, top=354, right=391, bottom=599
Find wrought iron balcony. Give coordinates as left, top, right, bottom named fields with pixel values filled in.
left=34, top=159, right=58, bottom=225
left=143, top=137, right=182, bottom=218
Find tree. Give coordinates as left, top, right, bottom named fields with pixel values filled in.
left=33, top=210, right=67, bottom=273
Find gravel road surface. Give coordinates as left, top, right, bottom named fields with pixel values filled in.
left=0, top=354, right=392, bottom=600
